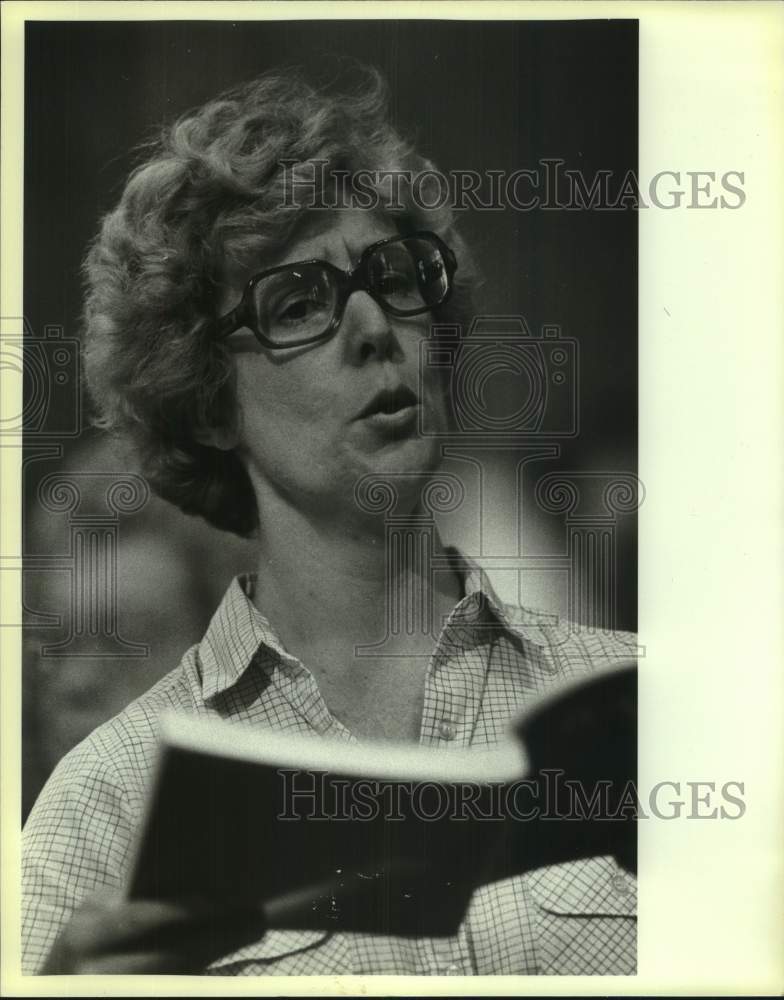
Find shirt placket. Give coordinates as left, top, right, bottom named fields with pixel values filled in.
left=419, top=926, right=475, bottom=976
left=420, top=615, right=489, bottom=749
left=415, top=605, right=490, bottom=973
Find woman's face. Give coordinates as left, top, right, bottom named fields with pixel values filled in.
left=222, top=209, right=451, bottom=520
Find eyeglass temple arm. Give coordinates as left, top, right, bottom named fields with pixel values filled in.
left=216, top=307, right=242, bottom=341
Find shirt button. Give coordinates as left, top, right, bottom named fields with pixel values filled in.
left=443, top=963, right=461, bottom=975
left=438, top=721, right=457, bottom=740
left=611, top=874, right=630, bottom=894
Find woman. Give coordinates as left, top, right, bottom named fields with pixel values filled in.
left=23, top=65, right=636, bottom=975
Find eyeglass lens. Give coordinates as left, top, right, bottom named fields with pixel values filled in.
left=250, top=237, right=448, bottom=345
left=254, top=267, right=338, bottom=344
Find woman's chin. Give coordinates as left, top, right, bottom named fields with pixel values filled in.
left=363, top=433, right=442, bottom=479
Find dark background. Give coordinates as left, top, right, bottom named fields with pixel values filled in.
left=22, top=19, right=638, bottom=814
left=24, top=18, right=637, bottom=459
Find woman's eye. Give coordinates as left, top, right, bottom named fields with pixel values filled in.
left=377, top=270, right=411, bottom=294
left=275, top=294, right=325, bottom=325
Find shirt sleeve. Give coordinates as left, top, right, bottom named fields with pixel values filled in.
left=21, top=741, right=136, bottom=974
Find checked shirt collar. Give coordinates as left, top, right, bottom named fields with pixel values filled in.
left=198, top=548, right=552, bottom=704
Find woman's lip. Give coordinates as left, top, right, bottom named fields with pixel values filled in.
left=360, top=403, right=420, bottom=430
left=355, top=386, right=420, bottom=420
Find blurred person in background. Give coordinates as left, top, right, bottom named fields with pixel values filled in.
left=23, top=430, right=256, bottom=817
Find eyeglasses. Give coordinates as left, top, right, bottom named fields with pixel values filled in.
left=216, top=231, right=457, bottom=349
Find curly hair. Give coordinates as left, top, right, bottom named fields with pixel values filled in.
left=83, top=63, right=477, bottom=537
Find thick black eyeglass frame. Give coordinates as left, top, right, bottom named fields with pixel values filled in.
left=215, top=230, right=458, bottom=349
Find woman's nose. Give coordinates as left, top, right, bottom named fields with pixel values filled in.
left=340, top=289, right=398, bottom=363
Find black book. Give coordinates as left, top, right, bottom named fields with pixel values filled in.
left=127, top=660, right=636, bottom=936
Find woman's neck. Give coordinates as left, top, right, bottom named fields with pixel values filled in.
left=251, top=496, right=463, bottom=659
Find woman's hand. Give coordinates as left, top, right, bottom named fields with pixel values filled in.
left=41, top=887, right=267, bottom=974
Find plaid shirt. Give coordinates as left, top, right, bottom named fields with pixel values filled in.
left=22, top=559, right=637, bottom=976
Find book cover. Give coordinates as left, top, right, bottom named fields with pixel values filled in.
left=127, top=661, right=636, bottom=936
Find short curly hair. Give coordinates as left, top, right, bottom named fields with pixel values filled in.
left=83, top=63, right=477, bottom=537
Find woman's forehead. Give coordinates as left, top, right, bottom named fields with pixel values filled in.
left=219, top=208, right=400, bottom=299
left=275, top=208, right=398, bottom=268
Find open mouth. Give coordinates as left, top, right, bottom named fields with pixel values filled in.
left=356, top=385, right=419, bottom=420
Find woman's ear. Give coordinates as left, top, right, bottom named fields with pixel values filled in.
left=193, top=424, right=238, bottom=452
